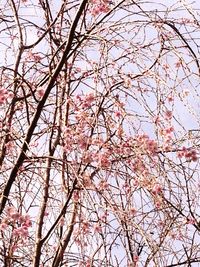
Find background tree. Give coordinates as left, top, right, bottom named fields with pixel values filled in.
left=0, top=0, right=200, bottom=266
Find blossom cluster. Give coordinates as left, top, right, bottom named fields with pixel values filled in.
left=177, top=147, right=198, bottom=162
left=0, top=207, right=32, bottom=239
left=26, top=51, right=42, bottom=63
left=136, top=134, right=158, bottom=155
left=89, top=0, right=111, bottom=16
left=0, top=88, right=11, bottom=105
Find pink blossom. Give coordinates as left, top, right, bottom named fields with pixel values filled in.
left=152, top=184, right=162, bottom=195
left=90, top=0, right=111, bottom=15
left=81, top=220, right=90, bottom=234
left=165, top=110, right=173, bottom=119
left=27, top=51, right=42, bottom=62
left=11, top=212, right=20, bottom=220
left=129, top=208, right=137, bottom=216
left=44, top=211, right=49, bottom=216
left=0, top=88, right=9, bottom=105
left=37, top=87, right=45, bottom=98
left=167, top=95, right=174, bottom=102
left=97, top=152, right=111, bottom=168
left=94, top=223, right=102, bottom=233
left=186, top=217, right=196, bottom=225
left=0, top=223, right=8, bottom=230
left=115, top=111, right=122, bottom=118
left=177, top=147, right=198, bottom=162
left=81, top=93, right=95, bottom=108
left=73, top=191, right=80, bottom=202
left=60, top=217, right=65, bottom=226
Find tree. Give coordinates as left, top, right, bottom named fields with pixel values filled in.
left=0, top=0, right=200, bottom=266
